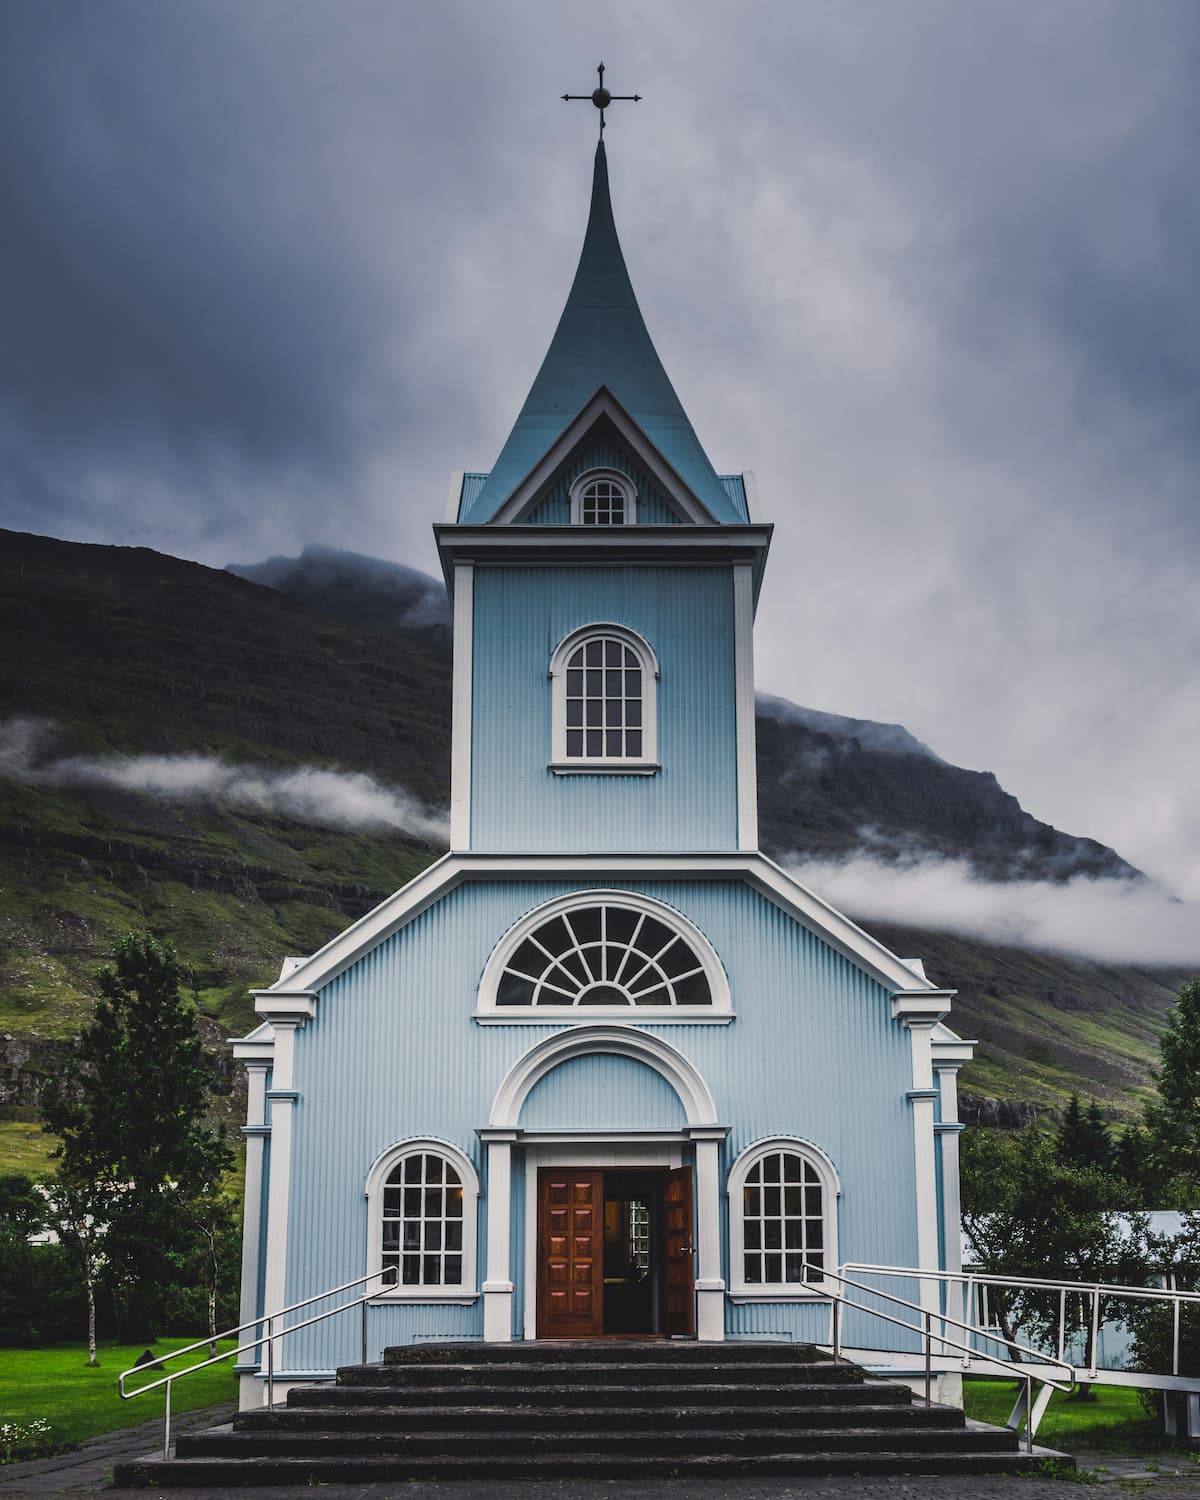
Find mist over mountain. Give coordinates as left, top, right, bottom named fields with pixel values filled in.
left=0, top=529, right=1193, bottom=1166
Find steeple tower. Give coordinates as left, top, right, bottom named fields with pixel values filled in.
left=463, top=143, right=741, bottom=525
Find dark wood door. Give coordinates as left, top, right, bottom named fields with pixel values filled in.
left=663, top=1166, right=695, bottom=1336
left=537, top=1169, right=603, bottom=1338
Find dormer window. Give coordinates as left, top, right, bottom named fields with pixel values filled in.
left=569, top=468, right=637, bottom=526
left=549, top=624, right=658, bottom=774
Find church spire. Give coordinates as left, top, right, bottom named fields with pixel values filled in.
left=464, top=142, right=740, bottom=524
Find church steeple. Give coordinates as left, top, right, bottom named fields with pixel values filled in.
left=462, top=143, right=740, bottom=524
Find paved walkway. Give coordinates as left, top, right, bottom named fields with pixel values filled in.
left=1, top=1407, right=1199, bottom=1499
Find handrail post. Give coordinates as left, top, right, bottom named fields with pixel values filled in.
left=361, top=1295, right=368, bottom=1366
left=1089, top=1287, right=1101, bottom=1379
left=1025, top=1372, right=1033, bottom=1455
left=924, top=1309, right=932, bottom=1407
left=832, top=1297, right=841, bottom=1361
left=266, top=1314, right=275, bottom=1410
left=163, top=1378, right=172, bottom=1461
left=1057, top=1287, right=1066, bottom=1363
left=1174, top=1297, right=1181, bottom=1376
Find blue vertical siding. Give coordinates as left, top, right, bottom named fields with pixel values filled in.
left=470, top=568, right=738, bottom=852
left=275, top=876, right=921, bottom=1364
left=522, top=439, right=683, bottom=526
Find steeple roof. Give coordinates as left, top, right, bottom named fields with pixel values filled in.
left=464, top=142, right=740, bottom=524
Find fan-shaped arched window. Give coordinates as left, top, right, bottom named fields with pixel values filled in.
left=727, top=1138, right=840, bottom=1298
left=365, top=1140, right=479, bottom=1302
left=549, top=625, right=658, bottom=772
left=569, top=468, right=637, bottom=526
left=476, top=891, right=732, bottom=1022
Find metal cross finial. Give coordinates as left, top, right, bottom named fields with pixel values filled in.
left=562, top=61, right=641, bottom=138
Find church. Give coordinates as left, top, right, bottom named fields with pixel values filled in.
left=231, top=131, right=972, bottom=1409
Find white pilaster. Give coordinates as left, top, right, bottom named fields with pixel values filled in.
left=481, top=1130, right=516, bottom=1342
left=906, top=1020, right=941, bottom=1317
left=690, top=1129, right=727, bottom=1341
left=449, top=563, right=474, bottom=851
left=260, top=1020, right=301, bottom=1386
left=237, top=1062, right=270, bottom=1348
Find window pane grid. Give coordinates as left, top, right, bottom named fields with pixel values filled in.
left=381, top=1154, right=465, bottom=1288
left=741, top=1153, right=824, bottom=1287
left=499, top=903, right=712, bottom=1008
left=565, top=639, right=643, bottom=760
left=580, top=478, right=627, bottom=526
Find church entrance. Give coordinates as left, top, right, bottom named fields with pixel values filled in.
left=535, top=1166, right=694, bottom=1339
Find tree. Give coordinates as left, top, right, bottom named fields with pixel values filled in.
left=42, top=1178, right=110, bottom=1366
left=1144, top=977, right=1200, bottom=1204
left=0, top=1175, right=47, bottom=1345
left=41, top=931, right=233, bottom=1339
left=1055, top=1094, right=1112, bottom=1174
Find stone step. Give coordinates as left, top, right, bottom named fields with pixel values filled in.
left=337, top=1358, right=866, bottom=1388
left=291, top=1378, right=914, bottom=1408
left=241, top=1401, right=960, bottom=1433
left=115, top=1447, right=1067, bottom=1487
left=382, top=1338, right=825, bottom=1365
left=176, top=1424, right=1014, bottom=1460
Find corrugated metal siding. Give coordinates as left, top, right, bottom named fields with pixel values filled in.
left=459, top=473, right=488, bottom=518
left=276, top=876, right=922, bottom=1361
left=523, top=439, right=683, bottom=526
left=470, top=567, right=738, bottom=851
left=520, top=1053, right=686, bottom=1130
left=717, top=475, right=749, bottom=521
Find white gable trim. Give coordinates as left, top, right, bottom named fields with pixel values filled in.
left=249, top=852, right=954, bottom=1021
left=488, top=1024, right=720, bottom=1128
left=490, top=388, right=719, bottom=527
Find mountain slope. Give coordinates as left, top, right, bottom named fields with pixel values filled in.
left=0, top=529, right=1191, bottom=1162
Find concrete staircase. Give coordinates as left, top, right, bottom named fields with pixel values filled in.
left=114, top=1341, right=1071, bottom=1485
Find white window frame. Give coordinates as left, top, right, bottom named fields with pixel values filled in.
left=475, top=888, right=732, bottom=1024
left=727, top=1136, right=840, bottom=1300
left=549, top=623, right=659, bottom=774
left=364, top=1138, right=480, bottom=1303
left=569, top=467, right=638, bottom=526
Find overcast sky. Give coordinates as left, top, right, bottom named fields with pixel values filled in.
left=3, top=0, right=1198, bottom=906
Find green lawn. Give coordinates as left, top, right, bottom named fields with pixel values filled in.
left=0, top=1338, right=238, bottom=1455
left=964, top=1377, right=1164, bottom=1452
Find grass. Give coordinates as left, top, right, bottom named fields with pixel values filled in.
left=0, top=1120, right=57, bottom=1178
left=964, top=1376, right=1166, bottom=1453
left=0, top=1338, right=238, bottom=1454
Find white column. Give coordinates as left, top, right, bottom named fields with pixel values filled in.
left=907, top=1021, right=941, bottom=1318
left=449, top=563, right=474, bottom=851
left=238, top=1062, right=270, bottom=1329
left=732, top=561, right=758, bottom=852
left=260, top=1021, right=301, bottom=1388
left=480, top=1130, right=516, bottom=1342
left=690, top=1129, right=727, bottom=1341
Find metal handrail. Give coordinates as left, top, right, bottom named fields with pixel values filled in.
left=814, top=1263, right=1074, bottom=1453
left=118, top=1268, right=395, bottom=1459
left=844, top=1262, right=1200, bottom=1379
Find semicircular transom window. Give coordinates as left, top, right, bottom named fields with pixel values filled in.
left=496, top=902, right=713, bottom=1009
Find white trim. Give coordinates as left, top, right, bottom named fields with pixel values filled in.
left=261, top=1021, right=301, bottom=1362
left=569, top=467, right=638, bottom=527
left=906, top=1021, right=942, bottom=1315
left=550, top=762, right=660, bottom=777
left=549, top=623, right=659, bottom=771
left=732, top=562, right=758, bottom=851
left=363, top=1137, right=480, bottom=1303
left=490, top=1025, right=720, bottom=1129
left=237, top=1062, right=270, bottom=1351
left=741, top=469, right=764, bottom=524
left=476, top=889, right=731, bottom=1023
left=445, top=470, right=465, bottom=524
left=490, top=388, right=718, bottom=527
left=726, top=1135, right=841, bottom=1300
left=449, top=563, right=474, bottom=851
left=253, top=852, right=954, bottom=1014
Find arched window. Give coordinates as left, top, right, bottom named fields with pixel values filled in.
left=549, top=624, right=658, bottom=772
left=364, top=1140, right=479, bottom=1302
left=727, top=1138, right=840, bottom=1298
left=569, top=468, right=637, bottom=526
left=477, top=890, right=732, bottom=1022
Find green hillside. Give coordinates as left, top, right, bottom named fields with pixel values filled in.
left=0, top=529, right=1192, bottom=1172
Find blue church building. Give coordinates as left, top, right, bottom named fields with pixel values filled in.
left=233, top=141, right=972, bottom=1406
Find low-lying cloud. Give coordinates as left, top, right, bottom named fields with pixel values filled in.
left=783, top=852, right=1200, bottom=967
left=0, top=718, right=448, bottom=844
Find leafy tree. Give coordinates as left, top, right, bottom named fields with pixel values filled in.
left=42, top=1178, right=111, bottom=1365
left=41, top=932, right=233, bottom=1339
left=1144, top=977, right=1200, bottom=1204
left=0, top=1175, right=47, bottom=1345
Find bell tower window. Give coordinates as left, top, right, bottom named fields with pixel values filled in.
left=569, top=468, right=637, bottom=526
left=549, top=624, right=658, bottom=773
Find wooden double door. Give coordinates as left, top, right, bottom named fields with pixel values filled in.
left=536, top=1166, right=694, bottom=1339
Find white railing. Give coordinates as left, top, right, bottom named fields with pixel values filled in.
left=813, top=1263, right=1073, bottom=1452
left=844, top=1263, right=1200, bottom=1383
left=118, top=1269, right=395, bottom=1459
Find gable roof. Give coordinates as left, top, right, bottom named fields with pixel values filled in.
left=462, top=142, right=741, bottom=526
